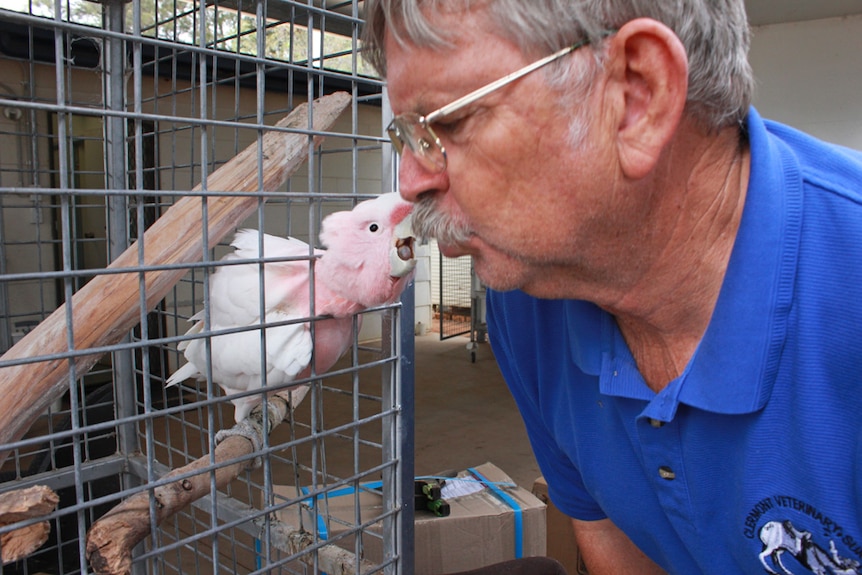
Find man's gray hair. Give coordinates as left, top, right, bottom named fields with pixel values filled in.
left=362, top=0, right=754, bottom=130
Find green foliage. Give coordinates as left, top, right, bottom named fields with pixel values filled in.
left=11, top=0, right=376, bottom=76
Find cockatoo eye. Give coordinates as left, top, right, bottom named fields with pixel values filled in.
left=369, top=223, right=379, bottom=232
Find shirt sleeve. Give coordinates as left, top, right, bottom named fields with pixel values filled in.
left=486, top=289, right=607, bottom=521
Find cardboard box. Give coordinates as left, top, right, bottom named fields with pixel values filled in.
left=531, top=476, right=589, bottom=575
left=274, top=462, right=546, bottom=574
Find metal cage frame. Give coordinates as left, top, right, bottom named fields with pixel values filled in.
left=0, top=1, right=414, bottom=573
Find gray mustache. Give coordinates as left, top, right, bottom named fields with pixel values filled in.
left=413, top=196, right=472, bottom=246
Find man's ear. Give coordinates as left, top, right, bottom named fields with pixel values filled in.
left=604, top=19, right=689, bottom=180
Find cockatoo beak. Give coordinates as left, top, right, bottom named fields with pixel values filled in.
left=390, top=212, right=417, bottom=278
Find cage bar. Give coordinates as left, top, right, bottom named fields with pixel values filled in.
left=0, top=1, right=411, bottom=573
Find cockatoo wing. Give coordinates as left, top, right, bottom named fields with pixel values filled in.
left=189, top=316, right=311, bottom=391
left=166, top=229, right=320, bottom=421
left=179, top=310, right=313, bottom=421
left=207, top=229, right=319, bottom=326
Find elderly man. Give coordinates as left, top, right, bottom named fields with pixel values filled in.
left=363, top=2, right=862, bottom=574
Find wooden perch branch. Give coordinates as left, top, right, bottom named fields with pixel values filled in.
left=86, top=433, right=254, bottom=575
left=265, top=517, right=378, bottom=575
left=0, top=485, right=59, bottom=564
left=0, top=92, right=351, bottom=468
left=86, top=389, right=373, bottom=575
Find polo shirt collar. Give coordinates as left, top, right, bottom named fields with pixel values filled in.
left=568, top=108, right=802, bottom=420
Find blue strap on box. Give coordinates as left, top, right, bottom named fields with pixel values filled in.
left=299, top=481, right=384, bottom=540
left=299, top=485, right=330, bottom=540
left=295, top=473, right=525, bottom=560
left=468, top=467, right=524, bottom=558
left=259, top=482, right=384, bottom=571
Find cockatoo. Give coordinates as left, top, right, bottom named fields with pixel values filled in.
left=165, top=193, right=416, bottom=422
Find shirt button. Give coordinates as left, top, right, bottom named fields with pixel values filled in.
left=648, top=418, right=665, bottom=428
left=658, top=466, right=676, bottom=480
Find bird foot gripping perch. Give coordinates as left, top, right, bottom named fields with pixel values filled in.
left=214, top=385, right=309, bottom=469
left=214, top=419, right=265, bottom=469
left=85, top=389, right=302, bottom=574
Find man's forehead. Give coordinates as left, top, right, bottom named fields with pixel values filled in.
left=382, top=37, right=456, bottom=112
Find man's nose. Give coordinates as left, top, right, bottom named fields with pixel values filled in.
left=396, top=152, right=449, bottom=203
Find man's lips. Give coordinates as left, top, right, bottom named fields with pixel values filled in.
left=436, top=238, right=475, bottom=259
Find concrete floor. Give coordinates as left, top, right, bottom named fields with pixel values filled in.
left=411, top=333, right=540, bottom=490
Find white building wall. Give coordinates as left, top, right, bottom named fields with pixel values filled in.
left=749, top=14, right=862, bottom=150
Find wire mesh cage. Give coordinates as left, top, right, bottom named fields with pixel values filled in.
left=0, top=1, right=414, bottom=573
left=430, top=245, right=471, bottom=341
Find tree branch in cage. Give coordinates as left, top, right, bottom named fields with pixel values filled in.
left=85, top=388, right=376, bottom=575
left=0, top=485, right=59, bottom=564
left=0, top=91, right=352, bottom=469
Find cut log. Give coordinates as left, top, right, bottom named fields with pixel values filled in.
left=0, top=485, right=59, bottom=564
left=0, top=92, right=351, bottom=468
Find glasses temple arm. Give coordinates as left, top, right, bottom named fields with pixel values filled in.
left=424, top=43, right=582, bottom=124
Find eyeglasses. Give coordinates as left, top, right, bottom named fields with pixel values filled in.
left=386, top=36, right=600, bottom=173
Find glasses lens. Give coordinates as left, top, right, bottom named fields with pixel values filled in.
left=415, top=127, right=446, bottom=172
left=387, top=114, right=446, bottom=172
left=386, top=120, right=405, bottom=154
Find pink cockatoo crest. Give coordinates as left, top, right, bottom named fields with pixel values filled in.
left=165, top=193, right=416, bottom=422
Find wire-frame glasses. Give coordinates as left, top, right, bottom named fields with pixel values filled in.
left=386, top=36, right=603, bottom=173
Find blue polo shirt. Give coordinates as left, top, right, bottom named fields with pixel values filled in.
left=487, top=108, right=862, bottom=574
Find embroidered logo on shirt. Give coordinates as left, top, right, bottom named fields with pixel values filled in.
left=744, top=496, right=861, bottom=574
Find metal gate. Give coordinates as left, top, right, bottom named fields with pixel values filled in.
left=435, top=249, right=471, bottom=340
left=0, top=1, right=413, bottom=573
